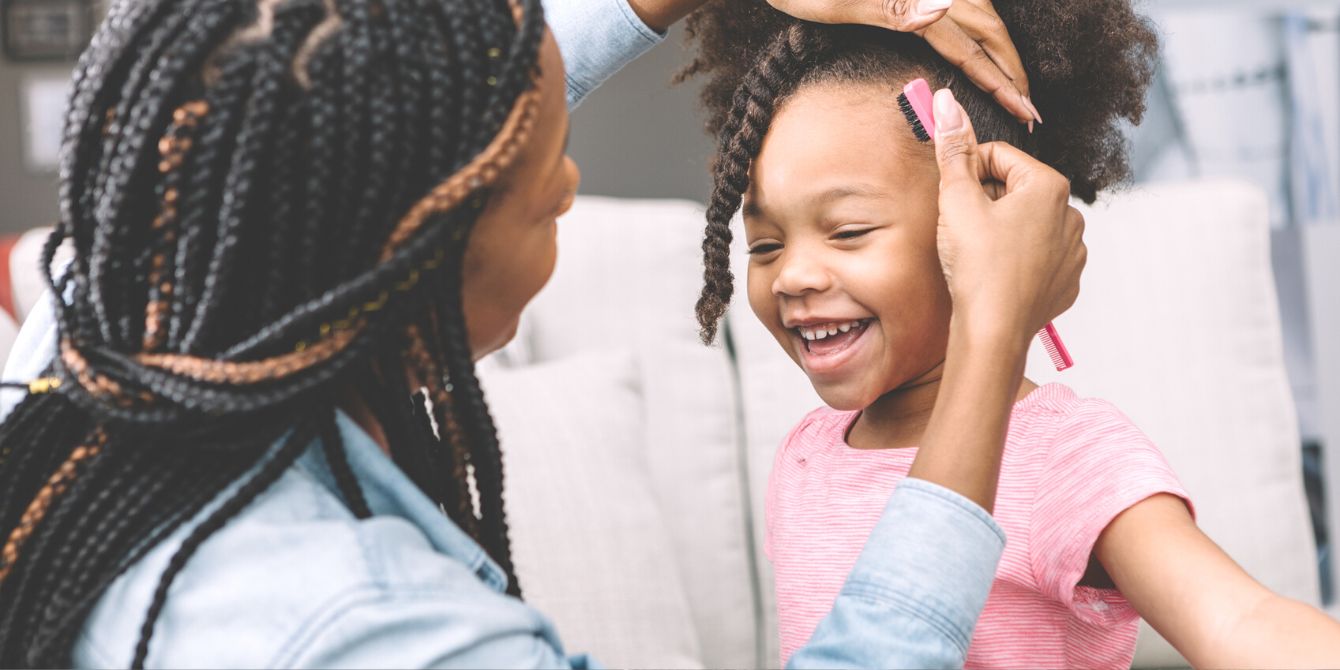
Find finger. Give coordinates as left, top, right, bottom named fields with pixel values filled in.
left=974, top=141, right=1057, bottom=197
left=951, top=0, right=1038, bottom=122
left=946, top=0, right=1031, bottom=100
left=920, top=18, right=1033, bottom=124
left=932, top=88, right=986, bottom=201
left=855, top=0, right=953, bottom=32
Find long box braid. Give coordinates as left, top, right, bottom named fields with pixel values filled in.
left=0, top=0, right=545, bottom=664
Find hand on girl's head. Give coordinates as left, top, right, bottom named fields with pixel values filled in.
left=930, top=88, right=1085, bottom=341
left=763, top=0, right=1039, bottom=125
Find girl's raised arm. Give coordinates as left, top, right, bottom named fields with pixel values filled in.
left=1097, top=493, right=1340, bottom=667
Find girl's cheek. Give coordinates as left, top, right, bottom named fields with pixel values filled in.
left=747, top=269, right=775, bottom=313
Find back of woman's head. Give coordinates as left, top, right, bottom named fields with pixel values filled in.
left=0, top=0, right=543, bottom=662
left=681, top=0, right=1159, bottom=342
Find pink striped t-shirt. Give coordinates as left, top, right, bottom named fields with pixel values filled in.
left=767, top=383, right=1192, bottom=669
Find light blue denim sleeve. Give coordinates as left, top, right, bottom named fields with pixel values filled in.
left=547, top=0, right=664, bottom=108
left=789, top=478, right=1006, bottom=670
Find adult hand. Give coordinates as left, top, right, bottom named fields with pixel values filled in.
left=765, top=0, right=1039, bottom=126
left=931, top=88, right=1085, bottom=349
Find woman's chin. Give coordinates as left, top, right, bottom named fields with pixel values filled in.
left=469, top=320, right=521, bottom=363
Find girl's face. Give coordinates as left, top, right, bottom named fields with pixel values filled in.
left=461, top=30, right=579, bottom=360
left=744, top=82, right=952, bottom=411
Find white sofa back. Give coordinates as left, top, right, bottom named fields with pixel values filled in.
left=485, top=180, right=1321, bottom=669
left=482, top=197, right=759, bottom=668
left=1024, top=178, right=1320, bottom=665
left=723, top=177, right=1322, bottom=667
left=0, top=183, right=1318, bottom=667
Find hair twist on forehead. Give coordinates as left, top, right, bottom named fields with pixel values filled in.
left=0, top=0, right=545, bottom=663
left=680, top=0, right=1158, bottom=345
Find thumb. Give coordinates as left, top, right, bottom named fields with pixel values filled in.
left=932, top=88, right=984, bottom=200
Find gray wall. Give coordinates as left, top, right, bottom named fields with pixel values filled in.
left=5, top=0, right=1309, bottom=233
left=567, top=27, right=713, bottom=204
left=0, top=29, right=713, bottom=237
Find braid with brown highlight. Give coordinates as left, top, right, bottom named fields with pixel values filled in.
left=695, top=25, right=831, bottom=344
left=0, top=0, right=546, bottom=663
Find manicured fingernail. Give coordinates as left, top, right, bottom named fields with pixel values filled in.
left=918, top=0, right=952, bottom=14
left=1023, top=95, right=1043, bottom=124
left=1028, top=120, right=1034, bottom=134
left=933, top=89, right=962, bottom=134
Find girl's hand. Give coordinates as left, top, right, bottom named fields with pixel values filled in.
left=764, top=0, right=1038, bottom=124
left=931, top=88, right=1085, bottom=350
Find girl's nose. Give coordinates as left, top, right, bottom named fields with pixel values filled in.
left=772, top=249, right=833, bottom=297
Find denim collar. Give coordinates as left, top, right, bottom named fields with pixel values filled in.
left=292, top=409, right=509, bottom=593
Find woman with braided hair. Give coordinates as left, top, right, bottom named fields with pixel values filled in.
left=0, top=0, right=1088, bottom=666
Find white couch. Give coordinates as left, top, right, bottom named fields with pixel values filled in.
left=480, top=179, right=1323, bottom=668
left=0, top=180, right=1321, bottom=668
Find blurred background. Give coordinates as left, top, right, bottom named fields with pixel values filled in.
left=0, top=0, right=1335, bottom=659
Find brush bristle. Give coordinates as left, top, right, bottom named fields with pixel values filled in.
left=897, top=92, right=931, bottom=142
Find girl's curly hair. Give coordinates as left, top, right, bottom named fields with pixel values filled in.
left=679, top=0, right=1159, bottom=343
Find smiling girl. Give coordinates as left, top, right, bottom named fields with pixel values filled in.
left=684, top=0, right=1340, bottom=667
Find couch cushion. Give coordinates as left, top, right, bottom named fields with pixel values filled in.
left=1024, top=178, right=1320, bottom=666
left=498, top=196, right=758, bottom=668
left=727, top=179, right=1320, bottom=667
left=481, top=350, right=702, bottom=669
left=724, top=218, right=822, bottom=668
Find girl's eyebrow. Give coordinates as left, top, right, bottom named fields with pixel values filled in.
left=744, top=183, right=890, bottom=219
left=805, top=184, right=888, bottom=206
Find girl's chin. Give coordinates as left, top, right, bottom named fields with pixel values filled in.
left=813, top=382, right=883, bottom=413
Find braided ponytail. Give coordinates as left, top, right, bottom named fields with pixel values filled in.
left=695, top=25, right=830, bottom=343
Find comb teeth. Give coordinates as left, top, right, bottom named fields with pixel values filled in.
left=1038, top=325, right=1073, bottom=372
left=898, top=92, right=931, bottom=142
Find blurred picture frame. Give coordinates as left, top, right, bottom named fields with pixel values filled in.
left=2, top=0, right=93, bottom=62
left=19, top=73, right=69, bottom=173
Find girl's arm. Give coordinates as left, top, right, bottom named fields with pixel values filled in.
left=1097, top=493, right=1340, bottom=667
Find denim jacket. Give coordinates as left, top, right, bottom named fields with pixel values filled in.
left=0, top=0, right=1006, bottom=665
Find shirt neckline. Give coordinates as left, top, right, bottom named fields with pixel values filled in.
left=836, top=382, right=1074, bottom=456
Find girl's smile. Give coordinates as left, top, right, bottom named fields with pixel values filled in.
left=788, top=317, right=877, bottom=378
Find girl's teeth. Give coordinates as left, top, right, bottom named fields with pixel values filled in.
left=800, top=320, right=864, bottom=341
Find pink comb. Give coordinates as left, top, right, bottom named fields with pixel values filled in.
left=899, top=78, right=1074, bottom=372
left=1039, top=323, right=1072, bottom=371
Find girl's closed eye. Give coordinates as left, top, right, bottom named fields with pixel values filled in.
left=831, top=225, right=877, bottom=243
left=748, top=241, right=783, bottom=256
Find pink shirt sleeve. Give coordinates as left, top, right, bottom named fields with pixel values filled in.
left=1029, top=399, right=1193, bottom=627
